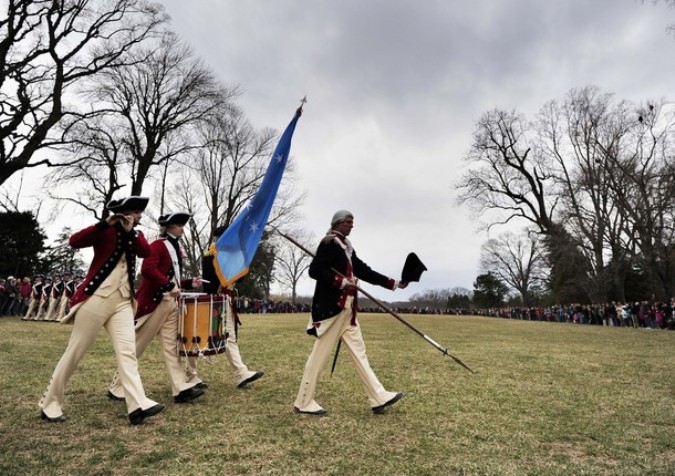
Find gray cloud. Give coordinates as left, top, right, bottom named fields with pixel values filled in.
left=158, top=0, right=675, bottom=300
left=28, top=0, right=675, bottom=301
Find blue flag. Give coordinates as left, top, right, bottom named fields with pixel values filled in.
left=214, top=108, right=301, bottom=286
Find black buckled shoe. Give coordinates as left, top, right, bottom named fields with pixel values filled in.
left=129, top=403, right=165, bottom=425
left=293, top=406, right=328, bottom=416
left=194, top=382, right=208, bottom=389
left=174, top=386, right=205, bottom=404
left=237, top=371, right=264, bottom=388
left=107, top=390, right=125, bottom=402
left=372, top=392, right=404, bottom=415
left=40, top=411, right=66, bottom=423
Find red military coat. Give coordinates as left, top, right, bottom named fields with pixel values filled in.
left=135, top=237, right=193, bottom=319
left=69, top=221, right=151, bottom=308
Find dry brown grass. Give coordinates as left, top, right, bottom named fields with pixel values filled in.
left=1, top=313, right=674, bottom=475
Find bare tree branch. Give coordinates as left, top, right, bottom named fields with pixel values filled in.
left=0, top=0, right=168, bottom=184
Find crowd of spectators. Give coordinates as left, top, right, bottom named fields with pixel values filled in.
left=0, top=276, right=31, bottom=317
left=232, top=297, right=311, bottom=314
left=346, top=300, right=675, bottom=330
left=469, top=300, right=675, bottom=330
left=4, top=274, right=674, bottom=331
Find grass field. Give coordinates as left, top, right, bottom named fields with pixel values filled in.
left=0, top=312, right=673, bottom=475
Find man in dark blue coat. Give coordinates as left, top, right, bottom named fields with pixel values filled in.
left=293, top=210, right=406, bottom=416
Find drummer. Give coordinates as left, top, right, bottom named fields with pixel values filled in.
left=107, top=212, right=205, bottom=404
left=184, top=225, right=264, bottom=389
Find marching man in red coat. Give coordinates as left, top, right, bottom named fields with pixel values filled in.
left=39, top=196, right=164, bottom=425
left=34, top=276, right=51, bottom=321
left=44, top=275, right=63, bottom=321
left=56, top=272, right=75, bottom=322
left=107, top=212, right=205, bottom=404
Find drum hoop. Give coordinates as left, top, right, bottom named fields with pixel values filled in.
left=181, top=292, right=207, bottom=299
left=181, top=293, right=217, bottom=303
left=177, top=293, right=227, bottom=357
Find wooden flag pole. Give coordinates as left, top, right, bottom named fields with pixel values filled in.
left=273, top=228, right=475, bottom=374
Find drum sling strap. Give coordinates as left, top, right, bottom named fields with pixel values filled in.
left=163, top=239, right=182, bottom=290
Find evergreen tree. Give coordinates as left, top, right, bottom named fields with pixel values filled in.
left=235, top=233, right=276, bottom=299
left=472, top=272, right=509, bottom=308
left=0, top=211, right=47, bottom=277
left=39, top=228, right=86, bottom=277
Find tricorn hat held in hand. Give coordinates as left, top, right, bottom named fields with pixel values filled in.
left=107, top=196, right=150, bottom=213
left=158, top=212, right=192, bottom=227
left=401, top=252, right=427, bottom=283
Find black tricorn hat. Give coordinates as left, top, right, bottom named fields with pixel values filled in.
left=158, top=212, right=192, bottom=227
left=401, top=252, right=427, bottom=283
left=107, top=196, right=149, bottom=213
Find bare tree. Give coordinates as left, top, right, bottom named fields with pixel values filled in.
left=0, top=0, right=167, bottom=185
left=187, top=106, right=304, bottom=235
left=480, top=231, right=546, bottom=306
left=44, top=114, right=127, bottom=218
left=188, top=107, right=276, bottom=233
left=409, top=288, right=453, bottom=310
left=456, top=107, right=580, bottom=301
left=601, top=101, right=675, bottom=300
left=169, top=106, right=305, bottom=296
left=274, top=229, right=314, bottom=303
left=43, top=33, right=236, bottom=219
left=62, top=33, right=234, bottom=197
left=162, top=166, right=209, bottom=278
left=536, top=87, right=636, bottom=302
left=458, top=88, right=675, bottom=303
left=457, top=108, right=558, bottom=233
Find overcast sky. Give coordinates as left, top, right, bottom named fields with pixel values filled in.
left=154, top=0, right=675, bottom=300
left=16, top=1, right=675, bottom=301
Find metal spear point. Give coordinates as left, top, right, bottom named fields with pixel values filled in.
left=273, top=228, right=475, bottom=374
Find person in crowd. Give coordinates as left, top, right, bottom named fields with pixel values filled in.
left=293, top=210, right=407, bottom=416
left=185, top=224, right=264, bottom=389
left=19, top=276, right=32, bottom=316
left=621, top=303, right=632, bottom=327
left=38, top=196, right=164, bottom=425
left=56, top=272, right=75, bottom=322
left=2, top=277, right=21, bottom=316
left=654, top=302, right=665, bottom=329
left=23, top=275, right=42, bottom=320
left=107, top=212, right=205, bottom=404
left=604, top=302, right=616, bottom=327
left=0, top=279, right=6, bottom=316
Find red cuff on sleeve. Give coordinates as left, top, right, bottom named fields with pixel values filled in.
left=332, top=275, right=343, bottom=289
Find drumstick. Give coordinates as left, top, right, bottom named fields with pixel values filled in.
left=200, top=279, right=211, bottom=283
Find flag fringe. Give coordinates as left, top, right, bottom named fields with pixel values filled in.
left=213, top=254, right=249, bottom=288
